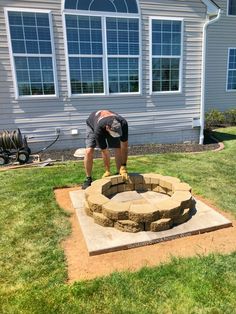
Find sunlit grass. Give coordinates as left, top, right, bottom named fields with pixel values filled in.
left=0, top=127, right=236, bottom=313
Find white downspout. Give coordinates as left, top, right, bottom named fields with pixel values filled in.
left=199, top=9, right=221, bottom=144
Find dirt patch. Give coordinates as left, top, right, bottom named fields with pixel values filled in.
left=56, top=187, right=236, bottom=283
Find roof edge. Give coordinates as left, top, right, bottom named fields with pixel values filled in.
left=201, top=0, right=220, bottom=16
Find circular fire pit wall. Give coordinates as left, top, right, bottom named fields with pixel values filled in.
left=84, top=173, right=194, bottom=233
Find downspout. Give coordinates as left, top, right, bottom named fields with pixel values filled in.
left=199, top=8, right=221, bottom=144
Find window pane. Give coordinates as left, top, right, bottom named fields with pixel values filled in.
left=64, top=0, right=138, bottom=13
left=24, top=27, right=37, bottom=40
left=227, top=49, right=236, bottom=90
left=152, top=19, right=182, bottom=57
left=38, top=27, right=51, bottom=40
left=108, top=57, right=139, bottom=93
left=8, top=12, right=22, bottom=25
left=107, top=17, right=139, bottom=56
left=152, top=57, right=180, bottom=92
left=152, top=19, right=181, bottom=92
left=69, top=57, right=104, bottom=94
left=66, top=15, right=102, bottom=56
left=14, top=56, right=55, bottom=96
left=10, top=26, right=24, bottom=39
left=229, top=0, right=236, bottom=15
left=12, top=40, right=25, bottom=53
left=9, top=11, right=52, bottom=55
left=36, top=14, right=50, bottom=27
left=26, top=41, right=39, bottom=53
left=22, top=12, right=36, bottom=26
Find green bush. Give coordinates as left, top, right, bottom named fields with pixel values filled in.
left=205, top=109, right=225, bottom=129
left=225, top=109, right=236, bottom=125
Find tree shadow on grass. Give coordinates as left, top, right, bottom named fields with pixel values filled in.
left=212, top=130, right=236, bottom=142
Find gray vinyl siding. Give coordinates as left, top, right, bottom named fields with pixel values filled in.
left=205, top=0, right=236, bottom=112
left=0, top=0, right=207, bottom=150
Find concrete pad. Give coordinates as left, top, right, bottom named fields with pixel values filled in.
left=69, top=190, right=232, bottom=256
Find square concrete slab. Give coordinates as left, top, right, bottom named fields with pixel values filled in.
left=69, top=190, right=232, bottom=256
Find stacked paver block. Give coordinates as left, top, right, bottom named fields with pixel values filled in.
left=83, top=173, right=195, bottom=233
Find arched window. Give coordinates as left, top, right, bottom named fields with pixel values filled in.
left=64, top=0, right=138, bottom=14
left=63, top=0, right=140, bottom=96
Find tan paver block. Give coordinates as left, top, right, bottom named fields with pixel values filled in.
left=117, top=184, right=126, bottom=193
left=129, top=203, right=159, bottom=223
left=174, top=208, right=191, bottom=225
left=114, top=220, right=144, bottom=233
left=84, top=200, right=93, bottom=217
left=150, top=218, right=173, bottom=232
left=87, top=193, right=109, bottom=213
left=108, top=185, right=118, bottom=195
left=155, top=199, right=182, bottom=218
left=93, top=212, right=114, bottom=227
left=141, top=173, right=152, bottom=184
left=173, top=182, right=192, bottom=192
left=102, top=201, right=130, bottom=220
left=109, top=175, right=124, bottom=185
left=91, top=178, right=111, bottom=188
left=128, top=174, right=144, bottom=184
left=172, top=191, right=193, bottom=209
left=159, top=176, right=181, bottom=190
left=124, top=183, right=135, bottom=191
left=149, top=174, right=164, bottom=185
left=135, top=183, right=146, bottom=191
left=85, top=185, right=102, bottom=200
left=154, top=186, right=168, bottom=194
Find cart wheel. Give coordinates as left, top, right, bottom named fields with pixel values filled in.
left=17, top=150, right=29, bottom=164
left=0, top=154, right=9, bottom=165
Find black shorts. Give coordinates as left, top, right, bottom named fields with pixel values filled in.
left=85, top=121, right=128, bottom=149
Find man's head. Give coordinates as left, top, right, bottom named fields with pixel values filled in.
left=106, top=119, right=122, bottom=138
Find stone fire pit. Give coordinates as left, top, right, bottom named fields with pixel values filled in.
left=84, top=173, right=195, bottom=233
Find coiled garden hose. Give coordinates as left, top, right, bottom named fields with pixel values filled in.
left=0, top=129, right=24, bottom=150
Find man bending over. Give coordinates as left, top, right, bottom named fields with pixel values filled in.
left=82, top=110, right=128, bottom=189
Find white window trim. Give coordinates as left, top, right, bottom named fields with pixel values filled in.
left=149, top=16, right=184, bottom=96
left=4, top=7, right=59, bottom=100
left=226, top=47, right=236, bottom=92
left=63, top=9, right=141, bottom=98
left=227, top=0, right=236, bottom=17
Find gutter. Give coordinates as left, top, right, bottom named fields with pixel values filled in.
left=199, top=1, right=221, bottom=144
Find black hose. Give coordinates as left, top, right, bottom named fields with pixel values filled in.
left=33, top=134, right=60, bottom=154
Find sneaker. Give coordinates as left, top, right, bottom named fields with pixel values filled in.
left=82, top=177, right=92, bottom=189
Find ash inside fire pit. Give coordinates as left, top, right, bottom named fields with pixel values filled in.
left=84, top=173, right=195, bottom=233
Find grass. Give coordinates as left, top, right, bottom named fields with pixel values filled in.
left=0, top=127, right=236, bottom=314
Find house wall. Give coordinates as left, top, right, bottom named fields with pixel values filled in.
left=205, top=0, right=236, bottom=112
left=0, top=0, right=207, bottom=150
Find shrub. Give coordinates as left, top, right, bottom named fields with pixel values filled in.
left=225, top=109, right=236, bottom=125
left=205, top=109, right=225, bottom=130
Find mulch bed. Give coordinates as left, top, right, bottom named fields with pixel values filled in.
left=39, top=132, right=220, bottom=162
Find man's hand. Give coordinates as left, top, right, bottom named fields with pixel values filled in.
left=119, top=165, right=129, bottom=181
left=102, top=171, right=111, bottom=178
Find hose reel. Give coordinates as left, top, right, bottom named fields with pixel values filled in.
left=0, top=129, right=31, bottom=165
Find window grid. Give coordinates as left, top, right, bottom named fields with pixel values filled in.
left=227, top=49, right=236, bottom=90
left=152, top=19, right=182, bottom=93
left=64, top=0, right=138, bottom=14
left=66, top=15, right=104, bottom=94
left=228, top=0, right=236, bottom=15
left=106, top=17, right=139, bottom=94
left=8, top=11, right=56, bottom=97
left=66, top=14, right=140, bottom=95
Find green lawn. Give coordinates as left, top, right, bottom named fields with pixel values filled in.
left=0, top=127, right=236, bottom=314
